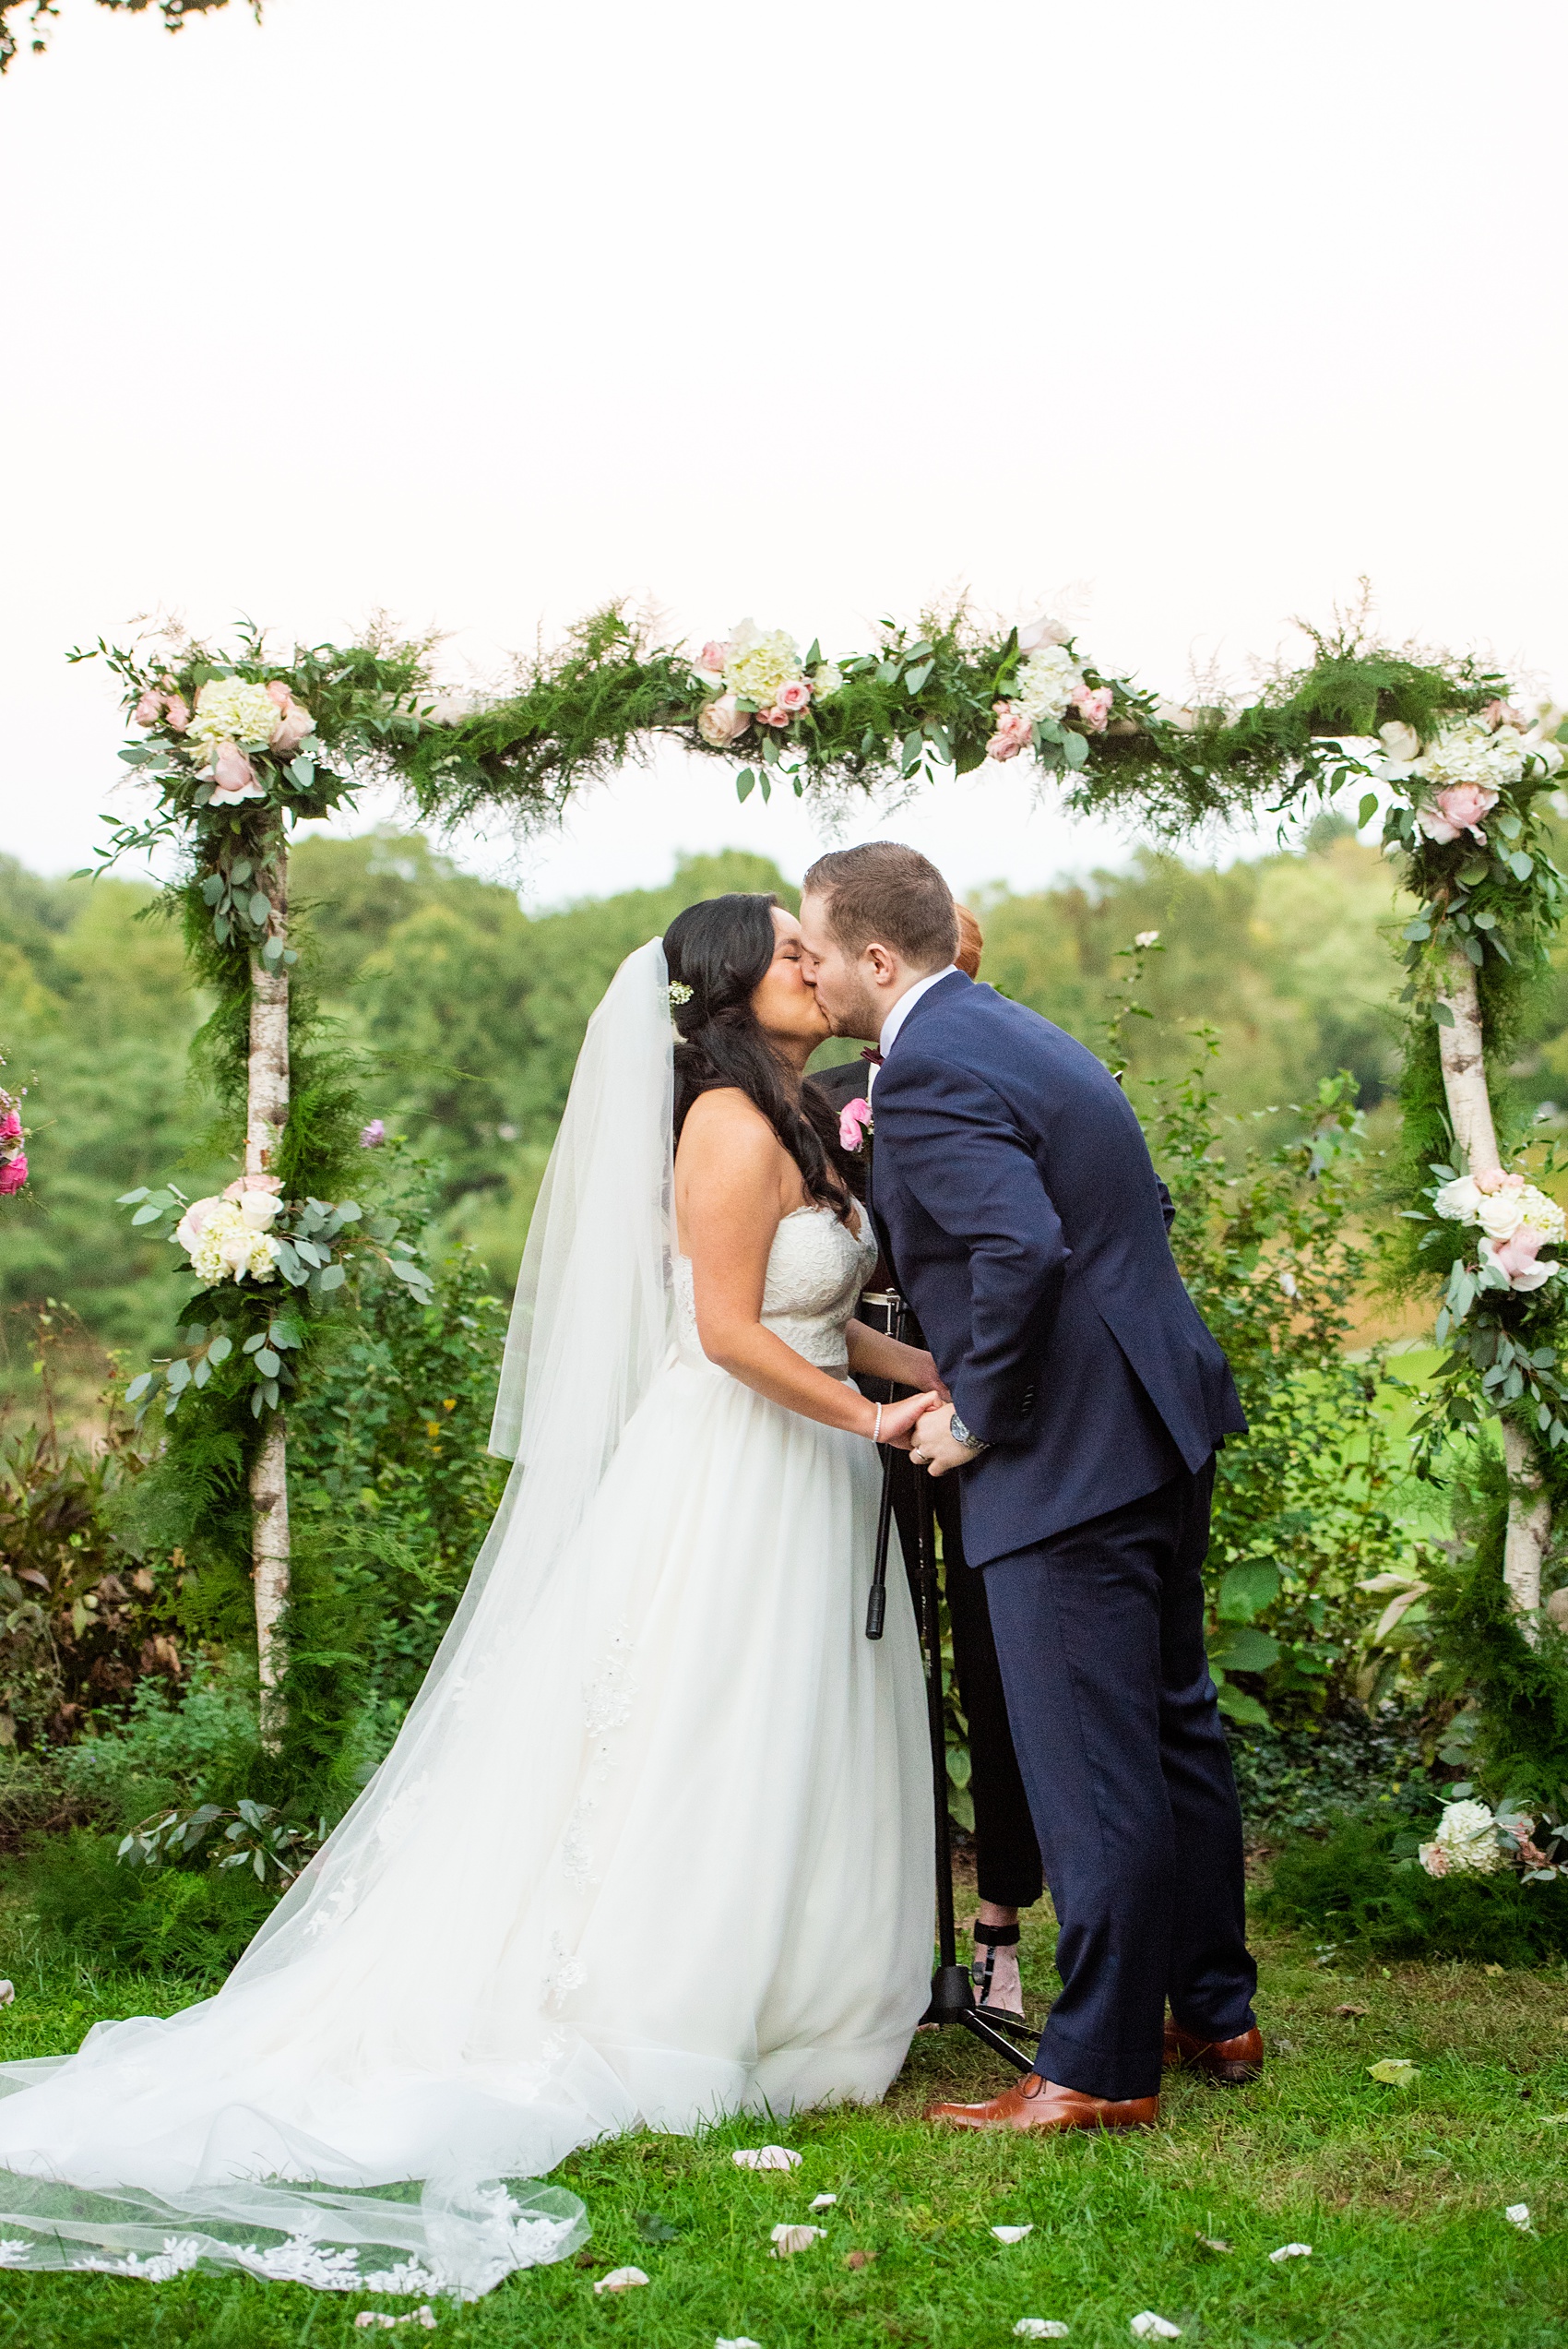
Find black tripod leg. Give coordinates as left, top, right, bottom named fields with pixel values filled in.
left=865, top=1443, right=896, bottom=1641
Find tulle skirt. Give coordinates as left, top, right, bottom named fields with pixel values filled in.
left=0, top=1358, right=934, bottom=2296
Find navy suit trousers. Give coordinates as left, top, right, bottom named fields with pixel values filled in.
left=980, top=1457, right=1255, bottom=2101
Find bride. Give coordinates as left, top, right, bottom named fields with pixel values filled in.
left=0, top=896, right=939, bottom=2300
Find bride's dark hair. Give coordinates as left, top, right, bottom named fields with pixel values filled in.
left=663, top=893, right=861, bottom=1222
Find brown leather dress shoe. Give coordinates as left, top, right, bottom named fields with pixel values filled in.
left=1162, top=2021, right=1265, bottom=2083
left=924, top=2071, right=1159, bottom=2133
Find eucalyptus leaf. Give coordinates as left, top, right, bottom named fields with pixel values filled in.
left=315, top=1263, right=347, bottom=1293
left=206, top=1332, right=233, bottom=1365
left=255, top=1348, right=281, bottom=1378
left=248, top=890, right=273, bottom=928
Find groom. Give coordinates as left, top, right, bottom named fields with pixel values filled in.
left=798, top=841, right=1260, bottom=2135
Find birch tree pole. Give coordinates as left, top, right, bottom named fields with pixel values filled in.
left=247, top=832, right=291, bottom=1746
left=1436, top=948, right=1552, bottom=1618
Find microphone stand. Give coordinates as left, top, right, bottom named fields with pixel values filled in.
left=859, top=1290, right=1033, bottom=2072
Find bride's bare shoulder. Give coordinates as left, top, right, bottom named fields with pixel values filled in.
left=678, top=1087, right=779, bottom=1168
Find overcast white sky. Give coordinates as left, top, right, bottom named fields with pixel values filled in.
left=3, top=0, right=1564, bottom=905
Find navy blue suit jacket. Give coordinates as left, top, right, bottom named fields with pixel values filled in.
left=868, top=972, right=1246, bottom=1568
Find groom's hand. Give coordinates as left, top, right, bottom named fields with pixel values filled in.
left=909, top=1402, right=982, bottom=1478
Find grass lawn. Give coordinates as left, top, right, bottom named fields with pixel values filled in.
left=0, top=1895, right=1564, bottom=2347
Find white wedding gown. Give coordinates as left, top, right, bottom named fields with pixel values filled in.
left=0, top=1075, right=934, bottom=2299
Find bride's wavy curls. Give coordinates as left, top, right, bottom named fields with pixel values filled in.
left=663, top=894, right=861, bottom=1221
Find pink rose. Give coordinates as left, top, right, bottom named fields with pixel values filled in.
left=757, top=705, right=792, bottom=729
left=1480, top=698, right=1526, bottom=732
left=0, top=1151, right=27, bottom=1195
left=695, top=693, right=751, bottom=749
left=1474, top=1170, right=1525, bottom=1197
left=1416, top=782, right=1499, bottom=842
left=269, top=699, right=314, bottom=757
left=986, top=702, right=1032, bottom=761
left=1074, top=685, right=1114, bottom=733
left=134, top=691, right=164, bottom=726
left=1481, top=1225, right=1559, bottom=1291
left=209, top=742, right=264, bottom=802
left=0, top=1111, right=20, bottom=1143
left=775, top=676, right=813, bottom=715
left=164, top=696, right=190, bottom=733
left=699, top=640, right=730, bottom=674
left=838, top=1097, right=873, bottom=1152
left=266, top=680, right=291, bottom=709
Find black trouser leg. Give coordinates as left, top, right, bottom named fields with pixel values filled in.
left=934, top=1475, right=1043, bottom=1912
left=886, top=1454, right=1041, bottom=1912
left=980, top=1460, right=1255, bottom=2103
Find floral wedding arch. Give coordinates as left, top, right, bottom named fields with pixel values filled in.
left=74, top=601, right=1568, bottom=1784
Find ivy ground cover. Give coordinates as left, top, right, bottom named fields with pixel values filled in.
left=0, top=1902, right=1562, bottom=2346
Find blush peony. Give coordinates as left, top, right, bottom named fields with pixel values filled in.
left=1415, top=782, right=1499, bottom=843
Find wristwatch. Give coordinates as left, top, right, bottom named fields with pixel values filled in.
left=948, top=1410, right=988, bottom=1456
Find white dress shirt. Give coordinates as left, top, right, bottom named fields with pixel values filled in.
left=874, top=965, right=959, bottom=1079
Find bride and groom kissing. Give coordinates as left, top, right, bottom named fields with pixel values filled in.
left=0, top=841, right=1261, bottom=2297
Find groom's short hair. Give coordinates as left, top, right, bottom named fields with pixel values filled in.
left=802, top=843, right=958, bottom=972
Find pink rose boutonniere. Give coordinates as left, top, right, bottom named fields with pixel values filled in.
left=839, top=1096, right=873, bottom=1153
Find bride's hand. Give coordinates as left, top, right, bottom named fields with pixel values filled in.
left=873, top=1389, right=943, bottom=1450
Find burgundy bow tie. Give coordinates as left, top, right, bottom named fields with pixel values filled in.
left=861, top=1048, right=884, bottom=1067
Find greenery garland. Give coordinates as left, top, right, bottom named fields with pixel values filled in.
left=76, top=599, right=1566, bottom=1799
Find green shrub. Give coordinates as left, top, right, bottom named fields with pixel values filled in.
left=1259, top=1811, right=1568, bottom=1962
left=20, top=1827, right=271, bottom=1977
left=53, top=1661, right=259, bottom=1830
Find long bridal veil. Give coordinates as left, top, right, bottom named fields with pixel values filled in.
left=0, top=940, right=678, bottom=2299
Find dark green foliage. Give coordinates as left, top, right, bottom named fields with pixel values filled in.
left=288, top=1167, right=509, bottom=1723
left=1116, top=946, right=1435, bottom=1725
left=1229, top=1709, right=1434, bottom=1837
left=21, top=1825, right=272, bottom=1974
left=1260, top=1810, right=1568, bottom=1961
left=1424, top=1456, right=1568, bottom=1805
left=0, top=1403, right=184, bottom=1748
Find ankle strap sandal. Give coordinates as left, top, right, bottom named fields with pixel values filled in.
left=969, top=1919, right=1025, bottom=2024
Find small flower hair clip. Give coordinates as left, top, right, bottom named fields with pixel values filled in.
left=666, top=981, right=694, bottom=1007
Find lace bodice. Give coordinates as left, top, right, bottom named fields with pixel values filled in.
left=675, top=1205, right=877, bottom=1376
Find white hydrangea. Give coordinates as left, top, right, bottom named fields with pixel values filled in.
left=1417, top=717, right=1531, bottom=794
left=1420, top=1796, right=1507, bottom=1878
left=812, top=662, right=845, bottom=699
left=1013, top=643, right=1087, bottom=723
left=187, top=677, right=282, bottom=750
left=184, top=1199, right=279, bottom=1285
left=723, top=621, right=802, bottom=709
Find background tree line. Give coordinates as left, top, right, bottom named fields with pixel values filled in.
left=22, top=807, right=1568, bottom=1375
